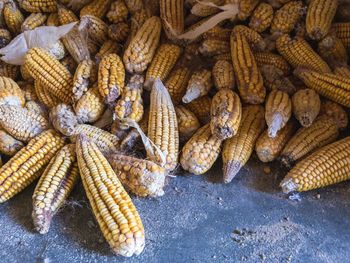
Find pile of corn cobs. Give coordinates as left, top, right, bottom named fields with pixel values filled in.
left=0, top=0, right=350, bottom=257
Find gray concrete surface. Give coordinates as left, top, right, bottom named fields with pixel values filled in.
left=1, top=157, right=350, bottom=263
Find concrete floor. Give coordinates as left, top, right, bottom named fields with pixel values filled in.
left=1, top=157, right=350, bottom=263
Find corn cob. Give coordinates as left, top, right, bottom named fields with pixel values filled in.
left=80, top=0, right=113, bottom=18
left=232, top=25, right=266, bottom=51
left=125, top=0, right=144, bottom=14
left=20, top=82, right=37, bottom=101
left=318, top=34, right=348, bottom=68
left=165, top=67, right=191, bottom=105
left=175, top=105, right=200, bottom=142
left=0, top=76, right=25, bottom=107
left=255, top=120, right=296, bottom=163
left=34, top=81, right=60, bottom=108
left=191, top=0, right=223, bottom=17
left=124, top=16, right=161, bottom=74
left=0, top=129, right=24, bottom=156
left=18, top=0, right=57, bottom=13
left=114, top=75, right=144, bottom=128
left=21, top=13, right=47, bottom=32
left=24, top=48, right=73, bottom=104
left=249, top=3, right=274, bottom=33
left=95, top=40, right=121, bottom=63
left=0, top=62, right=18, bottom=80
left=212, top=60, right=235, bottom=90
left=270, top=1, right=304, bottom=35
left=238, top=0, right=259, bottom=20
left=50, top=104, right=78, bottom=137
left=211, top=89, right=242, bottom=140
left=254, top=52, right=291, bottom=76
left=199, top=39, right=230, bottom=57
left=25, top=100, right=47, bottom=118
left=107, top=0, right=128, bottom=23
left=108, top=22, right=130, bottom=43
left=305, top=0, right=338, bottom=40
left=294, top=68, right=350, bottom=108
left=98, top=53, right=125, bottom=105
left=334, top=65, right=350, bottom=78
left=80, top=15, right=108, bottom=46
left=61, top=26, right=90, bottom=63
left=281, top=136, right=350, bottom=193
left=292, top=88, right=320, bottom=127
left=76, top=135, right=145, bottom=257
left=128, top=9, right=149, bottom=40
left=0, top=29, right=12, bottom=49
left=222, top=105, right=266, bottom=183
left=72, top=124, right=119, bottom=155
left=160, top=0, right=184, bottom=41
left=58, top=5, right=79, bottom=25
left=72, top=59, right=97, bottom=102
left=231, top=33, right=266, bottom=104
left=46, top=13, right=59, bottom=26
left=187, top=95, right=212, bottom=124
left=280, top=115, right=339, bottom=168
left=182, top=69, right=212, bottom=103
left=180, top=123, right=222, bottom=175
left=276, top=35, right=331, bottom=73
left=260, top=65, right=296, bottom=95
left=320, top=100, right=348, bottom=130
left=4, top=1, right=24, bottom=35
left=45, top=41, right=66, bottom=61
left=108, top=154, right=166, bottom=197
left=75, top=86, right=106, bottom=124
left=148, top=79, right=179, bottom=171
left=0, top=130, right=65, bottom=203
left=32, top=144, right=79, bottom=234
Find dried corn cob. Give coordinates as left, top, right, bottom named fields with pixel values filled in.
left=180, top=123, right=222, bottom=175
left=108, top=154, right=166, bottom=197
left=24, top=48, right=73, bottom=104
left=254, top=52, right=291, bottom=75
left=202, top=26, right=231, bottom=41
left=80, top=15, right=108, bottom=45
left=45, top=41, right=66, bottom=61
left=187, top=95, right=212, bottom=124
left=199, top=39, right=230, bottom=57
left=0, top=61, right=18, bottom=80
left=182, top=69, right=212, bottom=103
left=0, top=129, right=24, bottom=156
left=294, top=68, right=350, bottom=108
left=0, top=29, right=12, bottom=49
left=249, top=3, right=274, bottom=33
left=34, top=81, right=60, bottom=108
left=124, top=16, right=161, bottom=74
left=222, top=105, right=266, bottom=183
left=20, top=82, right=37, bottom=101
left=80, top=0, right=113, bottom=18
left=107, top=0, right=128, bottom=23
left=334, top=65, right=350, bottom=78
left=18, top=0, right=57, bottom=13
left=318, top=34, right=348, bottom=68
left=238, top=0, right=259, bottom=20
left=212, top=60, right=235, bottom=90
left=21, top=13, right=47, bottom=31
left=128, top=9, right=149, bottom=40
left=191, top=0, right=222, bottom=17
left=4, top=1, right=24, bottom=35
left=98, top=53, right=125, bottom=105
left=32, top=144, right=79, bottom=234
left=280, top=136, right=350, bottom=193
left=320, top=100, right=348, bottom=129
left=280, top=115, right=339, bottom=168
left=72, top=59, right=97, bottom=102
left=231, top=33, right=266, bottom=104
left=306, top=0, right=338, bottom=40
left=0, top=76, right=25, bottom=107
left=232, top=25, right=266, bottom=51
left=108, top=22, right=130, bottom=43
left=175, top=105, right=200, bottom=142
left=165, top=67, right=191, bottom=105
left=270, top=1, right=304, bottom=35
left=255, top=120, right=296, bottom=162
left=95, top=40, right=121, bottom=63
left=25, top=100, right=47, bottom=118
left=0, top=130, right=65, bottom=203
left=58, top=5, right=79, bottom=25
left=292, top=88, right=320, bottom=127
left=76, top=135, right=145, bottom=257
left=160, top=0, right=184, bottom=41
left=61, top=26, right=90, bottom=63
left=260, top=65, right=296, bottom=95
left=276, top=34, right=331, bottom=73
left=211, top=89, right=242, bottom=140
left=46, top=13, right=59, bottom=26
left=50, top=104, right=78, bottom=137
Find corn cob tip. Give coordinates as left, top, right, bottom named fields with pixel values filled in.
left=182, top=88, right=200, bottom=104
left=223, top=161, right=242, bottom=184
left=50, top=104, right=78, bottom=137
left=267, top=113, right=283, bottom=138
left=280, top=177, right=298, bottom=194
left=32, top=210, right=51, bottom=234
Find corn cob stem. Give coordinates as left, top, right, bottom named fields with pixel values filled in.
left=182, top=69, right=212, bottom=103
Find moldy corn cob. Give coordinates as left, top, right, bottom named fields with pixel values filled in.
left=292, top=88, right=320, bottom=127
left=0, top=129, right=24, bottom=156
left=182, top=69, right=212, bottom=103
left=50, top=104, right=78, bottom=137
left=0, top=76, right=25, bottom=107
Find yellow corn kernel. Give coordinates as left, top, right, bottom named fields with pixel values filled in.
left=187, top=95, right=212, bottom=124
left=76, top=135, right=145, bottom=257
left=276, top=34, right=331, bottom=73
left=98, top=53, right=125, bottom=105
left=255, top=120, right=297, bottom=163
left=0, top=29, right=12, bottom=48
left=18, top=0, right=57, bottom=13
left=32, top=144, right=79, bottom=234
left=165, top=67, right=191, bottom=105
left=107, top=0, right=128, bottom=23
left=175, top=105, right=200, bottom=142
left=231, top=33, right=266, bottom=104
left=34, top=81, right=60, bottom=108
left=20, top=82, right=37, bottom=102
left=21, top=13, right=47, bottom=32
left=24, top=48, right=73, bottom=104
left=191, top=0, right=223, bottom=17
left=280, top=115, right=339, bottom=168
left=57, top=5, right=79, bottom=25
left=294, top=68, right=350, bottom=108
left=0, top=61, right=18, bottom=80
left=182, top=69, right=212, bottom=103
left=318, top=34, right=348, bottom=68
left=254, top=52, right=291, bottom=75
left=249, top=3, right=274, bottom=33
left=61, top=25, right=90, bottom=63
left=320, top=100, right=348, bottom=130
left=292, top=88, right=320, bottom=127
left=270, top=1, right=304, bottom=35
left=46, top=12, right=59, bottom=26
left=148, top=79, right=179, bottom=171
left=50, top=104, right=78, bottom=137
left=334, top=65, right=350, bottom=78
left=72, top=59, right=97, bottom=102
left=306, top=0, right=338, bottom=40
left=145, top=44, right=182, bottom=89
left=0, top=130, right=65, bottom=203
left=124, top=0, right=143, bottom=14
left=199, top=38, right=230, bottom=57
left=4, top=1, right=24, bottom=35
left=124, top=16, right=161, bottom=74
left=0, top=76, right=25, bottom=107
left=108, top=153, right=166, bottom=197
left=108, top=22, right=130, bottom=43
left=213, top=53, right=232, bottom=62
left=212, top=60, right=235, bottom=90
left=160, top=0, right=184, bottom=41
left=180, top=123, right=223, bottom=175
left=232, top=25, right=266, bottom=51
left=80, top=15, right=108, bottom=45
left=280, top=136, right=350, bottom=193
left=222, top=105, right=265, bottom=183
left=80, top=0, right=113, bottom=18
left=238, top=0, right=259, bottom=20
left=95, top=40, right=121, bottom=63
left=0, top=129, right=24, bottom=156
left=260, top=65, right=296, bottom=95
